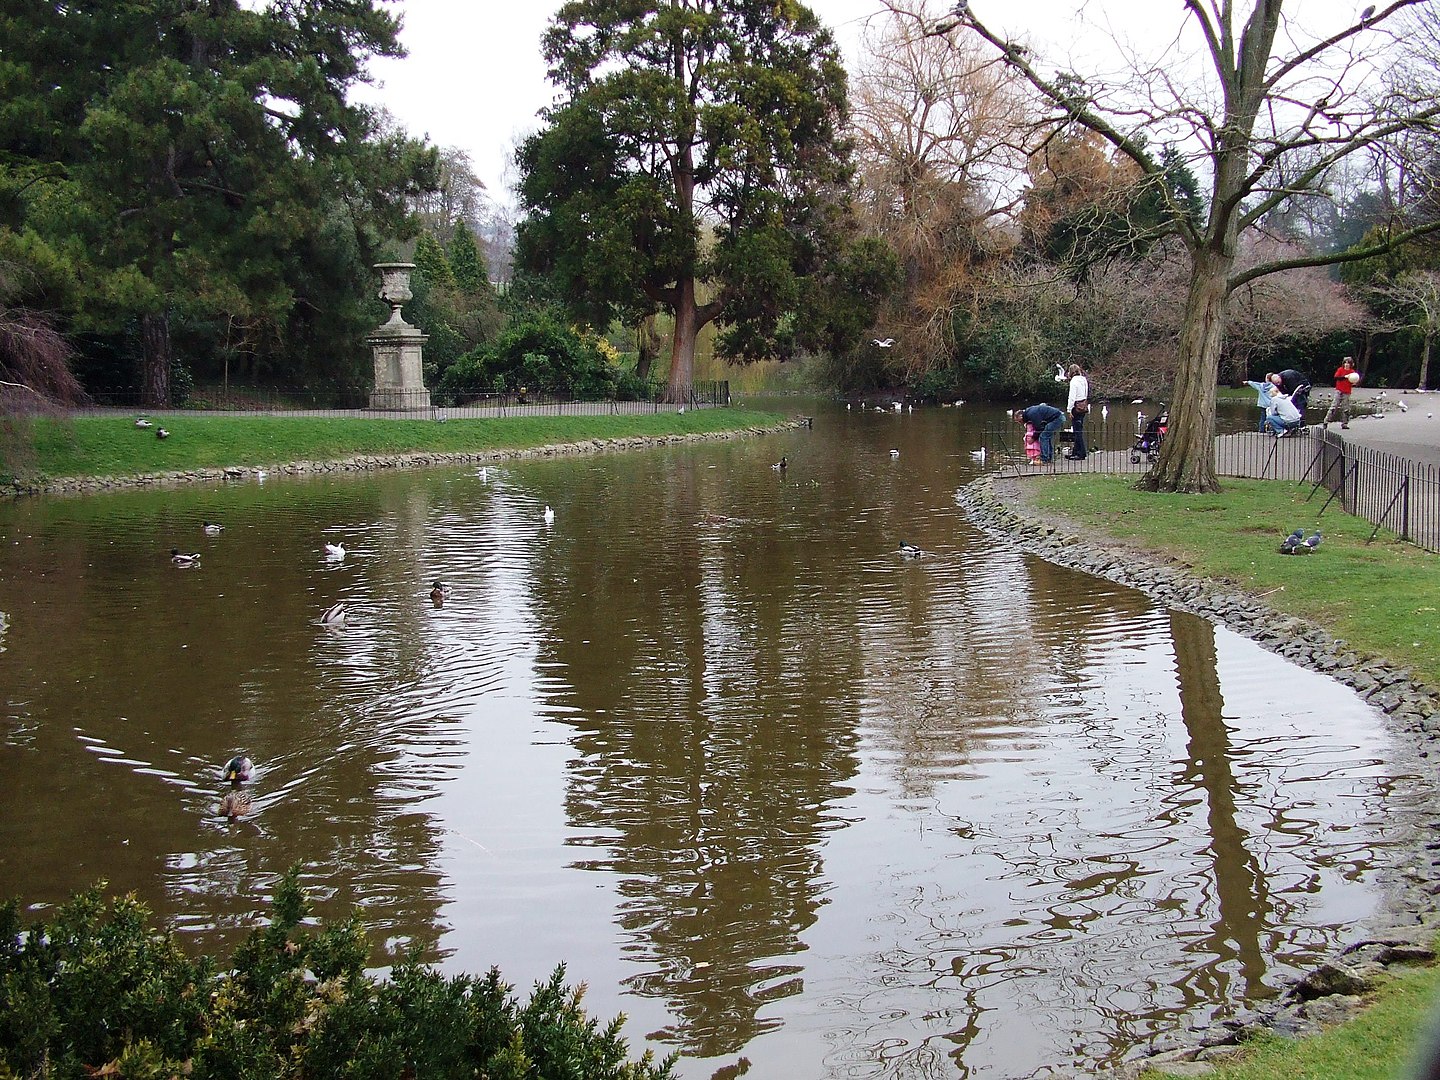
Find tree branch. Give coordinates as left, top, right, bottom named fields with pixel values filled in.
left=1227, top=217, right=1440, bottom=292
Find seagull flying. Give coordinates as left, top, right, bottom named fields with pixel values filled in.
left=889, top=448, right=900, bottom=458
left=969, top=447, right=986, bottom=462
left=872, top=338, right=896, bottom=348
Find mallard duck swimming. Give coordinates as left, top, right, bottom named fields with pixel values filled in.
left=202, top=521, right=224, bottom=535
left=170, top=548, right=201, bottom=567
left=430, top=580, right=452, bottom=603
left=222, top=755, right=253, bottom=783
left=898, top=541, right=926, bottom=558
left=319, top=601, right=346, bottom=625
left=324, top=542, right=346, bottom=561
left=217, top=755, right=254, bottom=820
left=772, top=456, right=787, bottom=471
left=218, top=788, right=252, bottom=819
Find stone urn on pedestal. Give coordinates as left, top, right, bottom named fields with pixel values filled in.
left=368, top=263, right=430, bottom=410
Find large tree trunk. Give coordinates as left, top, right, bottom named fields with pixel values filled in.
left=667, top=276, right=698, bottom=403
left=1420, top=331, right=1434, bottom=391
left=635, top=314, right=658, bottom=383
left=1139, top=250, right=1229, bottom=494
left=140, top=310, right=172, bottom=408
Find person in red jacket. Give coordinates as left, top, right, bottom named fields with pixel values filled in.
left=1322, top=356, right=1359, bottom=429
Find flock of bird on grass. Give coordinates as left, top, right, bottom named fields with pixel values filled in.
left=1279, top=528, right=1323, bottom=555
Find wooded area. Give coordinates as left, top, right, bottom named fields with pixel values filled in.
left=3, top=1, right=1439, bottom=489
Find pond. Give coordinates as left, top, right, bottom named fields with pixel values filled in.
left=0, top=398, right=1425, bottom=1078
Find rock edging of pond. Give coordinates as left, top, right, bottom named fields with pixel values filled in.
left=4, top=419, right=806, bottom=497
left=956, top=472, right=1440, bottom=1078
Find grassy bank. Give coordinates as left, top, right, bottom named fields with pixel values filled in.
left=1026, top=474, right=1440, bottom=686
left=1153, top=961, right=1440, bottom=1080
left=1016, top=474, right=1440, bottom=1079
left=3, top=406, right=789, bottom=485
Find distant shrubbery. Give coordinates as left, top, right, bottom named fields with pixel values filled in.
left=0, top=869, right=674, bottom=1079
left=437, top=309, right=649, bottom=403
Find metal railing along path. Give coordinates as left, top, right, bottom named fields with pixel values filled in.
left=76, top=382, right=732, bottom=419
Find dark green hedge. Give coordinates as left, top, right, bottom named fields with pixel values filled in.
left=0, top=870, right=674, bottom=1079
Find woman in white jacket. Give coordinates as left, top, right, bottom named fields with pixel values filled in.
left=1056, top=363, right=1090, bottom=459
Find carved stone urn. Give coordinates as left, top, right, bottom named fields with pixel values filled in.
left=367, top=263, right=430, bottom=409
left=375, top=262, right=416, bottom=327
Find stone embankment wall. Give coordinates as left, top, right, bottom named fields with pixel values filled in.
left=5, top=420, right=804, bottom=497
left=956, top=473, right=1440, bottom=1078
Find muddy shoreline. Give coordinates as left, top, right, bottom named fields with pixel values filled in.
left=956, top=472, right=1440, bottom=1076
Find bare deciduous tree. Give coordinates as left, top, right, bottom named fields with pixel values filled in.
left=851, top=0, right=1033, bottom=377
left=902, top=0, right=1440, bottom=491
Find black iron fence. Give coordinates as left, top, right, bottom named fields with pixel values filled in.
left=76, top=382, right=731, bottom=418
left=979, top=417, right=1440, bottom=553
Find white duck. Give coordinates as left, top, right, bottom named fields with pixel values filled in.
left=324, top=542, right=346, bottom=561
left=543, top=505, right=555, bottom=525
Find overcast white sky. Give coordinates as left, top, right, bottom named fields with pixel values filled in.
left=352, top=0, right=1368, bottom=210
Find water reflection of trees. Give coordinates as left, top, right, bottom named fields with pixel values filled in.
left=1166, top=610, right=1271, bottom=1001
left=525, top=451, right=863, bottom=1057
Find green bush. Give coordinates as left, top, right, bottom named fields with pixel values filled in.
left=0, top=871, right=675, bottom=1079
left=438, top=310, right=621, bottom=400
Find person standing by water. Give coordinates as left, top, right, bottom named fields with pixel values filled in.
left=1322, top=356, right=1359, bottom=429
left=1056, top=363, right=1090, bottom=460
left=1013, top=403, right=1066, bottom=464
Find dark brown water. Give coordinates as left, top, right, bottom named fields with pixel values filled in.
left=0, top=400, right=1420, bottom=1078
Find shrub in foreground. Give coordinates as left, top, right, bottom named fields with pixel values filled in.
left=0, top=870, right=674, bottom=1079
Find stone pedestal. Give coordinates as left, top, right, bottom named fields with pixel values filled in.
left=368, top=263, right=431, bottom=410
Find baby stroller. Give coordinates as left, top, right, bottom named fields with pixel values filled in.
left=1131, top=407, right=1168, bottom=464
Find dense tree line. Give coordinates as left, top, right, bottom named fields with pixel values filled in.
left=1, top=0, right=439, bottom=406
left=5, top=0, right=1440, bottom=460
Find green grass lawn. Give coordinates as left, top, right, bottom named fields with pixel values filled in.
left=1026, top=474, right=1440, bottom=686
left=4, top=406, right=789, bottom=485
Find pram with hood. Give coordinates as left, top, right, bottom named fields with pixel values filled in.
left=1130, top=407, right=1167, bottom=464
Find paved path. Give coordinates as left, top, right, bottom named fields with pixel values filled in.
left=1318, top=388, right=1440, bottom=469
